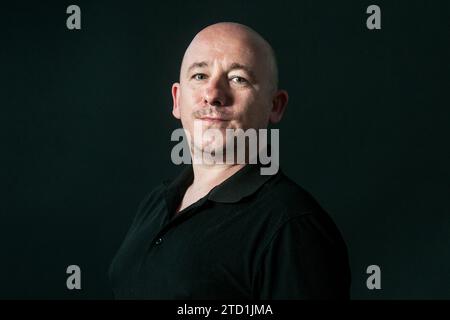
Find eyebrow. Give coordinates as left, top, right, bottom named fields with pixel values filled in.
left=187, top=61, right=208, bottom=74
left=228, top=63, right=256, bottom=80
left=186, top=61, right=256, bottom=80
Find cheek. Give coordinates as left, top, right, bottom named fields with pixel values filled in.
left=179, top=90, right=195, bottom=114
left=183, top=85, right=203, bottom=102
left=234, top=91, right=255, bottom=110
left=233, top=94, right=268, bottom=126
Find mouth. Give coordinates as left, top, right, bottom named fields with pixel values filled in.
left=199, top=117, right=230, bottom=123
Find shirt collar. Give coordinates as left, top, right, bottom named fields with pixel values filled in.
left=164, top=163, right=279, bottom=204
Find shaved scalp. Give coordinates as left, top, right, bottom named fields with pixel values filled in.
left=179, top=22, right=279, bottom=93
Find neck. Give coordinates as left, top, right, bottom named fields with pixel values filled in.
left=191, top=162, right=246, bottom=192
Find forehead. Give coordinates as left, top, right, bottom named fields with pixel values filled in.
left=181, top=35, right=262, bottom=74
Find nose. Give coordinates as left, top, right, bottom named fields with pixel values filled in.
left=203, top=77, right=229, bottom=107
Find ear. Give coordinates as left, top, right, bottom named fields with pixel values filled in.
left=269, top=89, right=289, bottom=123
left=171, top=82, right=181, bottom=119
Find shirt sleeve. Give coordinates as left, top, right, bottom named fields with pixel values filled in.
left=254, top=211, right=351, bottom=299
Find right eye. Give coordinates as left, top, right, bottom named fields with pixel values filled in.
left=192, top=73, right=207, bottom=80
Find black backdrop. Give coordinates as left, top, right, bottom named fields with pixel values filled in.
left=1, top=0, right=449, bottom=299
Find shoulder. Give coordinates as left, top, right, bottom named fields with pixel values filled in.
left=258, top=170, right=328, bottom=221
left=253, top=170, right=347, bottom=248
left=138, top=182, right=167, bottom=211
left=128, top=182, right=167, bottom=228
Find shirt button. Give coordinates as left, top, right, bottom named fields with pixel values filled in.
left=154, top=238, right=163, bottom=245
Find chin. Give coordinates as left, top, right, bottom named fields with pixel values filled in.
left=190, top=141, right=226, bottom=163
left=203, top=143, right=227, bottom=155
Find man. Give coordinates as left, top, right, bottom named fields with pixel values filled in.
left=109, top=22, right=351, bottom=299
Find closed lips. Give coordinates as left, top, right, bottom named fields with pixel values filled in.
left=200, top=117, right=229, bottom=121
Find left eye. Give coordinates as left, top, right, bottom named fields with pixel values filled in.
left=230, top=76, right=248, bottom=84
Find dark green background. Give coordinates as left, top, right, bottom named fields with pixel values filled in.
left=1, top=0, right=449, bottom=299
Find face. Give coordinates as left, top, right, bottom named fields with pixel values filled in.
left=171, top=25, right=288, bottom=158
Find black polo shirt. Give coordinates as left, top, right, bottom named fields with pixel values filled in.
left=108, top=163, right=351, bottom=299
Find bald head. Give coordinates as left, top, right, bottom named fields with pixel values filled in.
left=179, top=22, right=279, bottom=93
